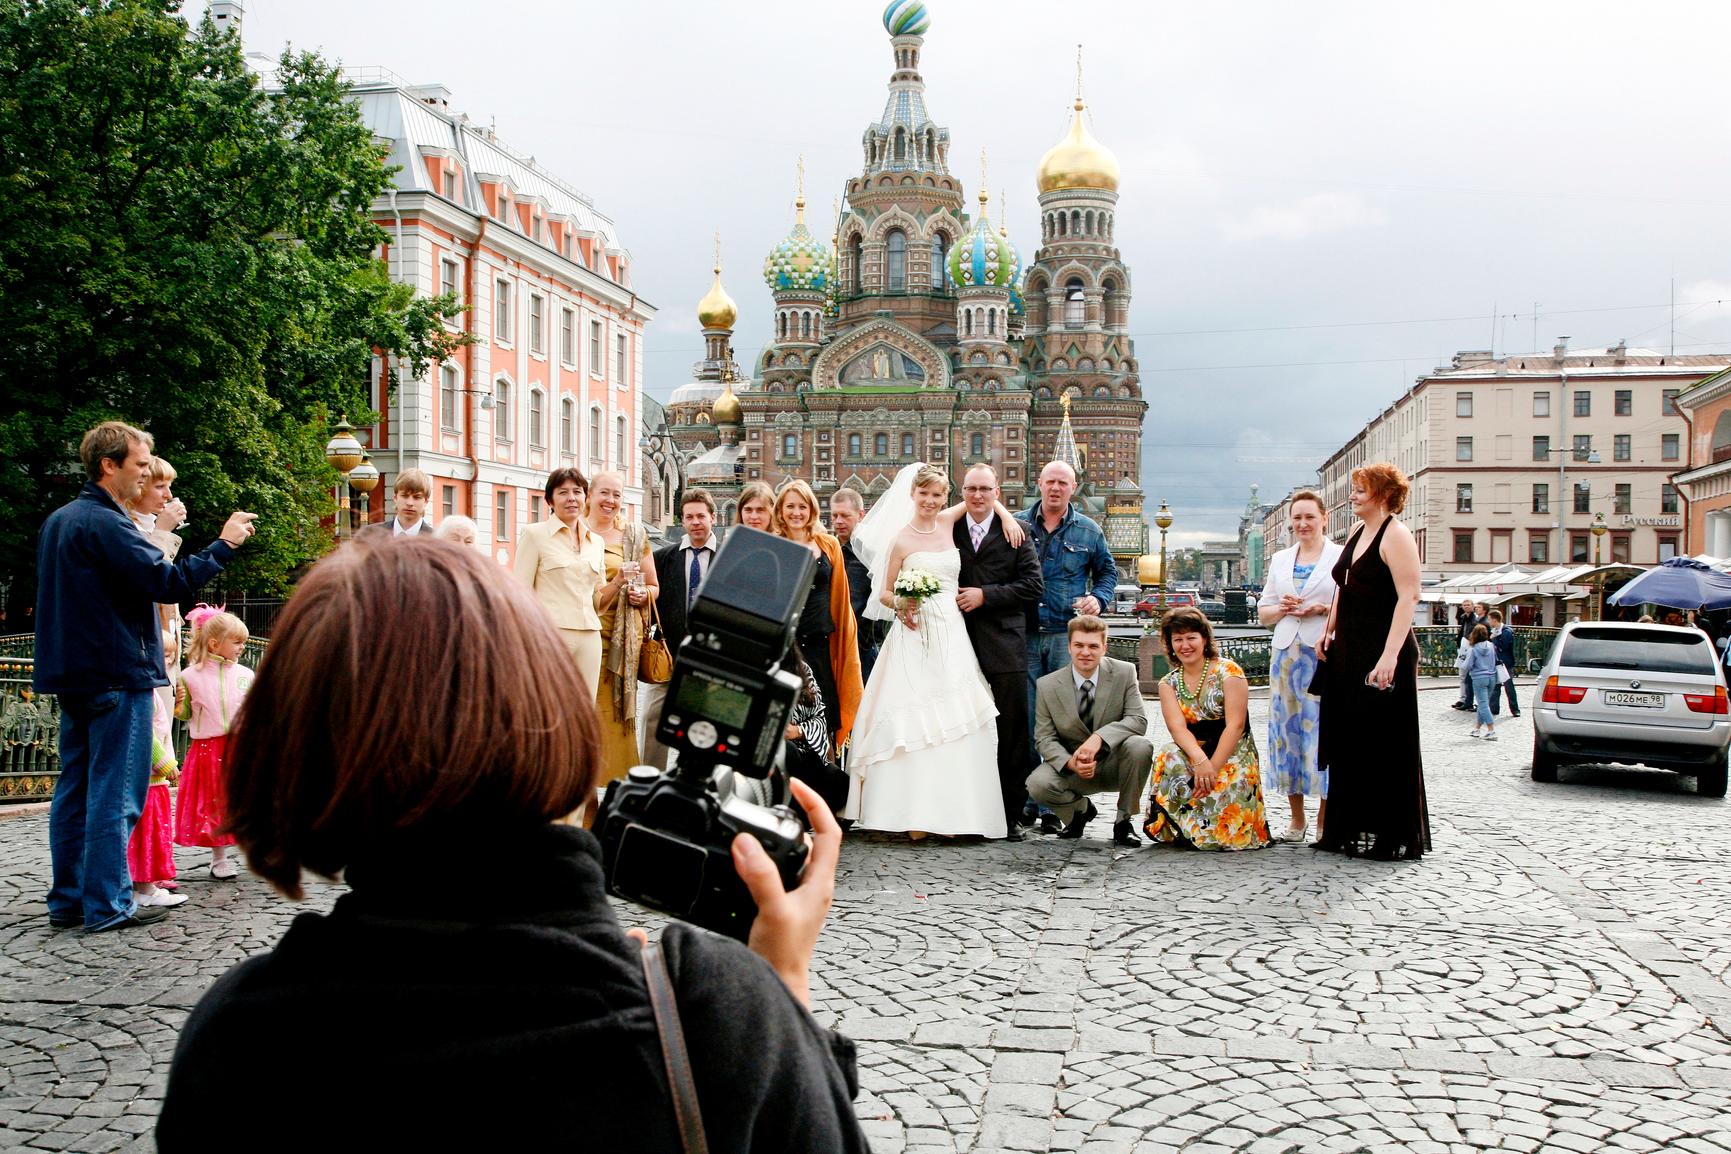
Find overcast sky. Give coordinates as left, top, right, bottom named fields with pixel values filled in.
left=209, top=0, right=1731, bottom=546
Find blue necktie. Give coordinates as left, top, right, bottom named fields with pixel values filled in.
left=688, top=548, right=703, bottom=609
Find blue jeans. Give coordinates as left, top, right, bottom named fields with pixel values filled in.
left=48, top=689, right=154, bottom=930
left=1471, top=675, right=1495, bottom=728
left=1489, top=670, right=1519, bottom=715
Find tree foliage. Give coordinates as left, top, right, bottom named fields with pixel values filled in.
left=0, top=0, right=465, bottom=610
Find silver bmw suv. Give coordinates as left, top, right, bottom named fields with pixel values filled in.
left=1531, top=621, right=1729, bottom=796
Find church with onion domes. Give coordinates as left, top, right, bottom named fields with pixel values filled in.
left=663, top=0, right=1148, bottom=569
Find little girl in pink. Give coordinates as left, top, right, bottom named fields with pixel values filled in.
left=174, top=607, right=253, bottom=879
left=126, top=692, right=186, bottom=907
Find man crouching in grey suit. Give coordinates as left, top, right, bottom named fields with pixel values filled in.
left=1027, top=615, right=1153, bottom=847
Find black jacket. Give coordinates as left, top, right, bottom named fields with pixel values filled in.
left=838, top=537, right=885, bottom=649
left=157, top=824, right=866, bottom=1153
left=33, top=483, right=233, bottom=694
left=953, top=517, right=1044, bottom=674
left=653, top=540, right=716, bottom=660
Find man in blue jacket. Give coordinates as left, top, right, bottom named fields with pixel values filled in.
left=35, top=421, right=255, bottom=932
left=1015, top=460, right=1119, bottom=834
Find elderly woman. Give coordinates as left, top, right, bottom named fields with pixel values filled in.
left=772, top=479, right=862, bottom=751
left=1315, top=462, right=1431, bottom=860
left=514, top=468, right=604, bottom=696
left=586, top=470, right=659, bottom=784
left=1256, top=490, right=1341, bottom=843
left=737, top=479, right=775, bottom=532
left=1145, top=607, right=1270, bottom=851
left=156, top=539, right=865, bottom=1150
left=435, top=515, right=478, bottom=549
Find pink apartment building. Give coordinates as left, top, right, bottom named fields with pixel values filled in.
left=343, top=71, right=654, bottom=566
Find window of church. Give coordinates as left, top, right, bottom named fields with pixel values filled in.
left=875, top=433, right=889, bottom=456
left=848, top=433, right=862, bottom=456
left=964, top=311, right=973, bottom=337
left=886, top=230, right=906, bottom=291
left=970, top=433, right=984, bottom=457
left=901, top=433, right=915, bottom=456
left=932, top=233, right=949, bottom=291
left=1065, top=280, right=1085, bottom=328
left=987, top=310, right=996, bottom=336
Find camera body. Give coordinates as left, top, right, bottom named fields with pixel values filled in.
left=596, top=527, right=818, bottom=941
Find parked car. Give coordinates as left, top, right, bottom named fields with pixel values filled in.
left=1530, top=621, right=1729, bottom=796
left=1199, top=599, right=1227, bottom=621
left=1134, top=591, right=1196, bottom=618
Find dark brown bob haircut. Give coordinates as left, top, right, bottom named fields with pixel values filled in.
left=1160, top=606, right=1218, bottom=660
left=544, top=466, right=589, bottom=504
left=1351, top=462, right=1410, bottom=516
left=225, top=537, right=600, bottom=899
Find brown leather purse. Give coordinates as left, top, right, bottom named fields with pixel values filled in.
left=638, top=598, right=673, bottom=684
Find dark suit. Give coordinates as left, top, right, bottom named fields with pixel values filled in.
left=954, top=516, right=1044, bottom=824
left=641, top=538, right=717, bottom=770
left=353, top=518, right=436, bottom=543
left=838, top=537, right=883, bottom=683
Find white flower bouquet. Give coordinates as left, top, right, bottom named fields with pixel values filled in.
left=894, top=567, right=943, bottom=604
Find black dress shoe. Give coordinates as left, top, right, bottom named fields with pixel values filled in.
left=1017, top=805, right=1039, bottom=828
left=48, top=914, right=82, bottom=930
left=1058, top=800, right=1098, bottom=839
left=1000, top=825, right=1027, bottom=842
left=89, top=905, right=171, bottom=932
left=1112, top=820, right=1142, bottom=848
left=1038, top=813, right=1063, bottom=836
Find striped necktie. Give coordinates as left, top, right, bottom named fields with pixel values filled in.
left=1078, top=678, right=1095, bottom=731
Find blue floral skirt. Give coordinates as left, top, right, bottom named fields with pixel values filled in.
left=1264, top=642, right=1327, bottom=798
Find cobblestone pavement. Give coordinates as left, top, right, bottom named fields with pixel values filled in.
left=4, top=686, right=1731, bottom=1151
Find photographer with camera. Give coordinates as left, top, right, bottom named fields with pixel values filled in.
left=157, top=539, right=866, bottom=1152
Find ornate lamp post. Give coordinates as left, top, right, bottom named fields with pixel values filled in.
left=1590, top=511, right=1609, bottom=621
left=347, top=451, right=381, bottom=532
left=1154, top=500, right=1174, bottom=612
left=324, top=414, right=365, bottom=541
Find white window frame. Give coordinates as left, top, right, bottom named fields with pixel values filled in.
left=439, top=257, right=460, bottom=303
left=615, top=415, right=627, bottom=468
left=528, top=387, right=545, bottom=448
left=494, top=379, right=512, bottom=443
left=589, top=406, right=603, bottom=461
left=615, top=333, right=628, bottom=387
left=560, top=308, right=575, bottom=366
left=528, top=293, right=545, bottom=357
left=440, top=363, right=461, bottom=432
left=494, top=490, right=510, bottom=541
left=494, top=278, right=513, bottom=346
left=560, top=397, right=575, bottom=455
left=590, top=320, right=603, bottom=378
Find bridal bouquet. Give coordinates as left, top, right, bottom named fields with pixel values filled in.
left=894, top=567, right=943, bottom=631
left=894, top=567, right=943, bottom=604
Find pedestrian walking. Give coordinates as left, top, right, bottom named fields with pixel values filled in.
left=1487, top=609, right=1521, bottom=718
left=1465, top=624, right=1499, bottom=741
left=1256, top=490, right=1341, bottom=843
left=36, top=420, right=254, bottom=932
left=174, top=607, right=253, bottom=879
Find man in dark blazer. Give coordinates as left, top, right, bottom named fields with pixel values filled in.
left=954, top=463, right=1044, bottom=841
left=641, top=488, right=720, bottom=770
left=829, top=488, right=883, bottom=683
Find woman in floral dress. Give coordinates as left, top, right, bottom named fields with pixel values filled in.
left=1144, top=607, right=1270, bottom=851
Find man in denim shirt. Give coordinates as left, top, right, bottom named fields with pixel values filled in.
left=1014, top=461, right=1118, bottom=832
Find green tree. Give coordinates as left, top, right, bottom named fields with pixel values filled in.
left=0, top=0, right=465, bottom=612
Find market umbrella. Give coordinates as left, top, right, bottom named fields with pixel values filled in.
left=1606, top=557, right=1731, bottom=611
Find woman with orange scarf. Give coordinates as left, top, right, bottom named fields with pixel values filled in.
left=772, top=480, right=863, bottom=752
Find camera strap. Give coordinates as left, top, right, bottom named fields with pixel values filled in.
left=638, top=936, right=710, bottom=1154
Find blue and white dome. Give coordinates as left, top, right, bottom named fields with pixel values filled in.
left=947, top=193, right=1019, bottom=289
left=883, top=0, right=931, bottom=37
left=763, top=200, right=832, bottom=294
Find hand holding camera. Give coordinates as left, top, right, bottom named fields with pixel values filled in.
left=732, top=777, right=838, bottom=1007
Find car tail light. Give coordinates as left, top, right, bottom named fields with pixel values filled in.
left=1541, top=676, right=1586, bottom=704
left=1684, top=686, right=1729, bottom=714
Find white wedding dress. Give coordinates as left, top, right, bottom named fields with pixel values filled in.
left=843, top=547, right=1008, bottom=838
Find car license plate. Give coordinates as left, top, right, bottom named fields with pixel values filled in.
left=1603, top=691, right=1664, bottom=709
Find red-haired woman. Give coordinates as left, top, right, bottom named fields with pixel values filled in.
left=1314, top=462, right=1431, bottom=859
left=157, top=538, right=865, bottom=1151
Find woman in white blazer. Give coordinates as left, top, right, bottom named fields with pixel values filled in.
left=1256, top=491, right=1343, bottom=842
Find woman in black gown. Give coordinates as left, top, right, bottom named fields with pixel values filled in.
left=1315, top=462, right=1431, bottom=860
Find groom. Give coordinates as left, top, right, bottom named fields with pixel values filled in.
left=954, top=464, right=1044, bottom=841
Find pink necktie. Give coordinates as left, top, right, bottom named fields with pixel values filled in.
left=970, top=522, right=985, bottom=551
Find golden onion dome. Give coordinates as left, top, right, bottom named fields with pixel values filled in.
left=696, top=263, right=738, bottom=331
left=1037, top=99, right=1120, bottom=194
left=711, top=380, right=742, bottom=425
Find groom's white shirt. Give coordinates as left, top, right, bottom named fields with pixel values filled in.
left=966, top=514, right=992, bottom=545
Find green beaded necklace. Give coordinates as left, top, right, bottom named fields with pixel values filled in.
left=1175, top=660, right=1214, bottom=705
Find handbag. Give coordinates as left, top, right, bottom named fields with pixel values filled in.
left=1496, top=663, right=1511, bottom=685
left=638, top=598, right=673, bottom=684
left=637, top=935, right=709, bottom=1154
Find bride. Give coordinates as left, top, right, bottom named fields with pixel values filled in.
left=843, top=463, right=1020, bottom=839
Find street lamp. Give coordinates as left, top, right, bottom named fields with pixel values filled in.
left=1591, top=510, right=1607, bottom=565
left=1154, top=500, right=1174, bottom=613
left=348, top=451, right=380, bottom=532
left=1590, top=511, right=1609, bottom=621
left=324, top=414, right=365, bottom=541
